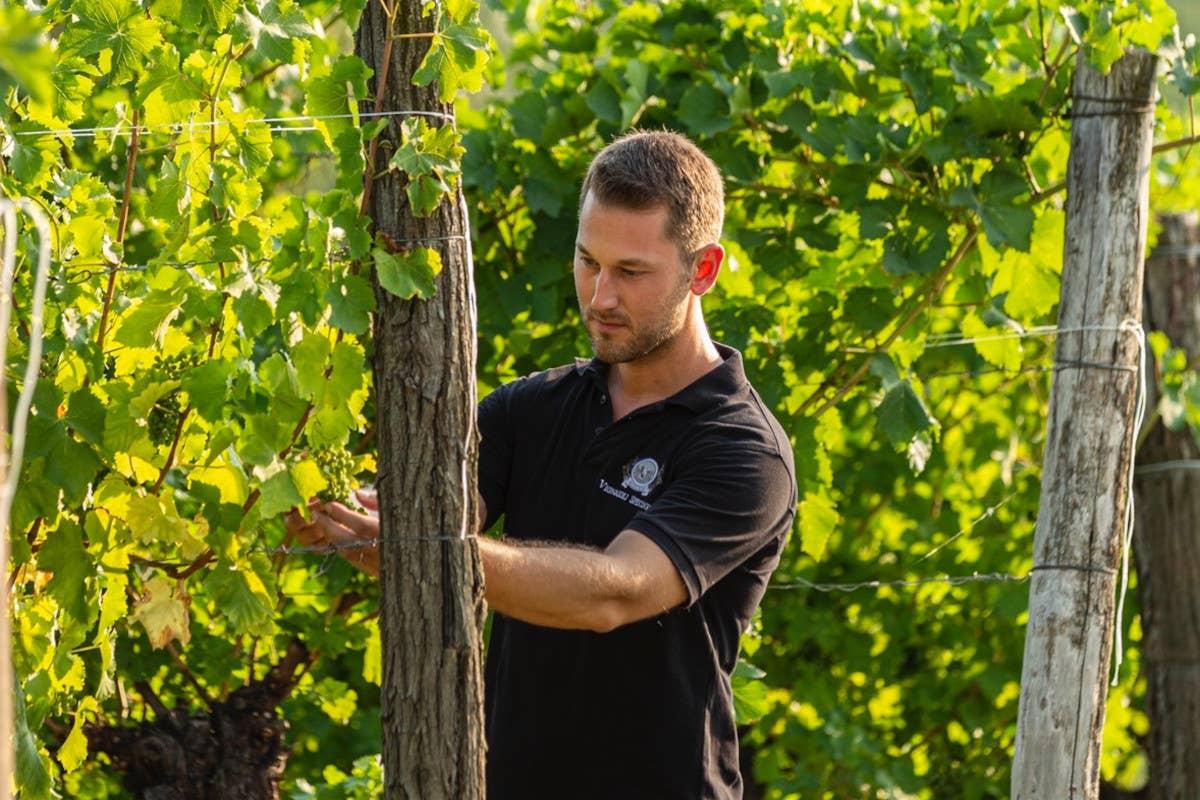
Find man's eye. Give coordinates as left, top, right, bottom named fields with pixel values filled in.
left=621, top=269, right=641, bottom=277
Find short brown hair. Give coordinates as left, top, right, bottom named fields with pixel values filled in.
left=580, top=130, right=724, bottom=264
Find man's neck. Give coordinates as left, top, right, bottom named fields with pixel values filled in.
left=607, top=321, right=721, bottom=418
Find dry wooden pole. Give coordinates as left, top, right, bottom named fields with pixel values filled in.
left=357, top=2, right=487, bottom=798
left=1011, top=48, right=1157, bottom=800
left=0, top=203, right=16, bottom=800
left=1134, top=212, right=1200, bottom=800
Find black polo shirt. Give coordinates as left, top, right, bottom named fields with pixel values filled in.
left=478, top=343, right=796, bottom=800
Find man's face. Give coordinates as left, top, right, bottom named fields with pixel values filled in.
left=574, top=193, right=693, bottom=365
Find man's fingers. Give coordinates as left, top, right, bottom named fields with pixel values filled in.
left=354, top=488, right=379, bottom=511
left=311, top=510, right=365, bottom=547
left=310, top=509, right=380, bottom=576
left=319, top=502, right=379, bottom=540
left=285, top=509, right=327, bottom=547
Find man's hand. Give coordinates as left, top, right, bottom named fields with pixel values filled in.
left=284, top=490, right=380, bottom=576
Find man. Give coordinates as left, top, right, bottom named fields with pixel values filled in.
left=288, top=130, right=796, bottom=799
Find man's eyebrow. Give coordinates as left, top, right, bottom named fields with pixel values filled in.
left=575, top=244, right=654, bottom=268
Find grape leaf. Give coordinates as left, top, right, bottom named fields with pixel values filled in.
left=65, top=387, right=107, bottom=446
left=388, top=119, right=465, bottom=216
left=0, top=6, right=54, bottom=104
left=148, top=155, right=192, bottom=218
left=15, top=680, right=53, bottom=800
left=204, top=560, right=274, bottom=636
left=132, top=575, right=191, bottom=649
left=25, top=416, right=103, bottom=504
left=324, top=274, right=376, bottom=335
left=292, top=332, right=332, bottom=399
left=113, top=291, right=183, bottom=348
left=7, top=125, right=58, bottom=188
left=290, top=458, right=328, bottom=503
left=190, top=460, right=250, bottom=506
left=315, top=677, right=358, bottom=723
left=963, top=311, right=1022, bottom=371
left=304, top=56, right=372, bottom=147
left=58, top=697, right=100, bottom=773
left=37, top=521, right=93, bottom=624
left=375, top=245, right=442, bottom=300
left=258, top=465, right=304, bottom=518
left=798, top=490, right=838, bottom=562
left=949, top=166, right=1034, bottom=251
left=63, top=0, right=163, bottom=85
left=678, top=83, right=732, bottom=136
left=235, top=0, right=314, bottom=62
left=364, top=620, right=382, bottom=685
left=126, top=493, right=190, bottom=547
left=876, top=380, right=936, bottom=445
left=732, top=659, right=771, bottom=724
left=328, top=340, right=367, bottom=404
left=181, top=359, right=234, bottom=423
left=412, top=21, right=491, bottom=102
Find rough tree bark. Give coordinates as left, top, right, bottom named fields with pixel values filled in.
left=1134, top=212, right=1200, bottom=800
left=1010, top=49, right=1157, bottom=800
left=357, top=2, right=487, bottom=798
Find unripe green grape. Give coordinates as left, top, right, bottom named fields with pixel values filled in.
left=312, top=447, right=357, bottom=503
left=153, top=351, right=204, bottom=380
left=148, top=392, right=183, bottom=447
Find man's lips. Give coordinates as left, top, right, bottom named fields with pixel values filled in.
left=589, top=315, right=628, bottom=332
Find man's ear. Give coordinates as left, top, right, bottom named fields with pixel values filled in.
left=689, top=244, right=724, bottom=295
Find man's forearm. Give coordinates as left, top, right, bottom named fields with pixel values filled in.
left=478, top=536, right=649, bottom=633
left=304, top=495, right=685, bottom=630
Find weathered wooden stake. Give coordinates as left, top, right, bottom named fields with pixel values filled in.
left=1134, top=211, right=1200, bottom=800
left=1011, top=48, right=1157, bottom=800
left=357, top=2, right=487, bottom=798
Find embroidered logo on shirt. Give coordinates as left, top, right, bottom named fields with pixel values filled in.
left=621, top=457, right=663, bottom=497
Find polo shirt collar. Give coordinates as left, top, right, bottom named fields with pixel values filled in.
left=573, top=342, right=746, bottom=413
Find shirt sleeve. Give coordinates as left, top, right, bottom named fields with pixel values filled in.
left=477, top=382, right=517, bottom=532
left=624, top=437, right=796, bottom=605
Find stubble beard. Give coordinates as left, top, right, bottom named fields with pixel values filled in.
left=582, top=275, right=691, bottom=365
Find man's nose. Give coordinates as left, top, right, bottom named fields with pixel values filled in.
left=590, top=268, right=619, bottom=311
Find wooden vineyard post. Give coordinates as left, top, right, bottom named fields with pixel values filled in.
left=356, top=1, right=487, bottom=797
left=1010, top=49, right=1157, bottom=800
left=1134, top=212, right=1200, bottom=800
left=0, top=203, right=16, bottom=800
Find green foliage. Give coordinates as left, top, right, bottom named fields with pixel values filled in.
left=461, top=0, right=1197, bottom=797
left=0, top=0, right=472, bottom=792
left=375, top=242, right=443, bottom=298
left=412, top=0, right=495, bottom=101
left=389, top=117, right=465, bottom=216
left=2, top=0, right=1197, bottom=797
left=0, top=6, right=54, bottom=106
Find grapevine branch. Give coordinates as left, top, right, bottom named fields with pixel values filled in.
left=799, top=227, right=980, bottom=420
left=1153, top=132, right=1200, bottom=155
left=95, top=109, right=142, bottom=352
left=1030, top=129, right=1200, bottom=208
left=358, top=0, right=404, bottom=218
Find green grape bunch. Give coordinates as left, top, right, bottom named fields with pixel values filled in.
left=312, top=447, right=357, bottom=503
left=148, top=392, right=183, bottom=447
left=154, top=351, right=204, bottom=380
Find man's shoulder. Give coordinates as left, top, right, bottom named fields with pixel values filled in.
left=694, top=379, right=793, bottom=465
left=483, top=359, right=595, bottom=410
left=507, top=359, right=591, bottom=390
